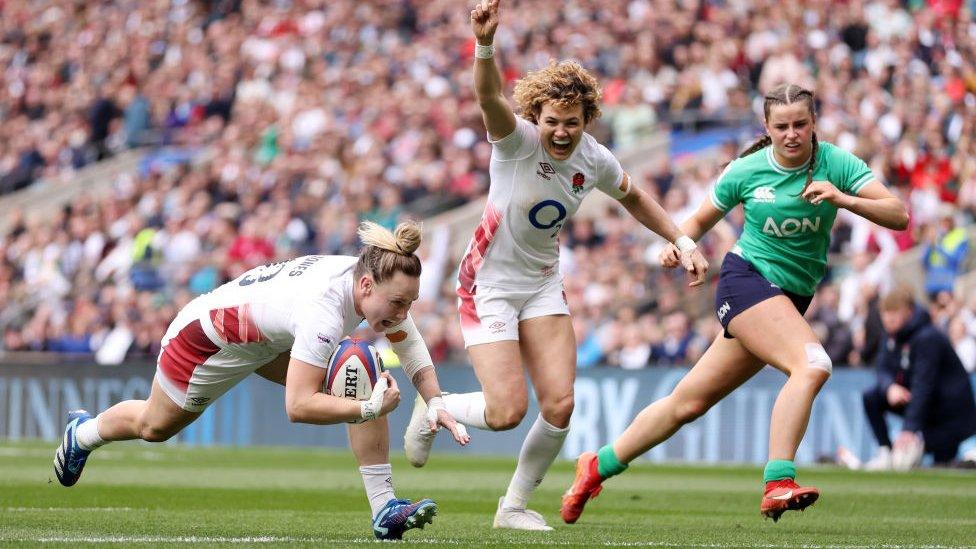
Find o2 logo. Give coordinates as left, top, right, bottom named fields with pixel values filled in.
left=528, top=199, right=567, bottom=238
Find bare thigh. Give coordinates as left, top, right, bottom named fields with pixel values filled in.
left=519, top=314, right=575, bottom=427
left=142, top=378, right=201, bottom=440
left=255, top=352, right=290, bottom=386
left=727, top=295, right=820, bottom=375
left=467, top=340, right=527, bottom=429
left=671, top=333, right=766, bottom=412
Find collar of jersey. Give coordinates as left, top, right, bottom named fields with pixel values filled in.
left=765, top=147, right=811, bottom=175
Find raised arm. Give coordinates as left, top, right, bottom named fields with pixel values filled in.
left=471, top=0, right=516, bottom=140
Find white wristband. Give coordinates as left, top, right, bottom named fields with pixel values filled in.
left=360, top=400, right=378, bottom=422
left=475, top=43, right=494, bottom=59
left=356, top=376, right=388, bottom=423
left=674, top=235, right=697, bottom=252
left=427, top=396, right=445, bottom=412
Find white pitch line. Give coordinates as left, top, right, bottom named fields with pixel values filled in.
left=33, top=537, right=311, bottom=544
left=5, top=507, right=135, bottom=512
left=18, top=538, right=970, bottom=548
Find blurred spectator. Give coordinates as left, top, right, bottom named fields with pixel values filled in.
left=650, top=312, right=699, bottom=367
left=861, top=284, right=976, bottom=469
left=948, top=316, right=976, bottom=374
left=808, top=285, right=854, bottom=366
left=1, top=0, right=974, bottom=365
left=615, top=324, right=653, bottom=371
left=921, top=205, right=969, bottom=300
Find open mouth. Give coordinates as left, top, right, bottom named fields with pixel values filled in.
left=381, top=320, right=394, bottom=328
left=551, top=139, right=571, bottom=156
left=784, top=143, right=801, bottom=152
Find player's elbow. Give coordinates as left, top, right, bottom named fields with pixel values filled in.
left=616, top=185, right=643, bottom=209
left=285, top=397, right=308, bottom=424
left=893, top=211, right=910, bottom=231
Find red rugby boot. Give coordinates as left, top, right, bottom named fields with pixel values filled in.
left=760, top=478, right=819, bottom=522
left=560, top=452, right=604, bottom=524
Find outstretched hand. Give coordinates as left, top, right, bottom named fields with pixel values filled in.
left=660, top=242, right=680, bottom=269
left=660, top=243, right=709, bottom=287
left=471, top=0, right=500, bottom=44
left=427, top=405, right=471, bottom=446
left=680, top=248, right=709, bottom=287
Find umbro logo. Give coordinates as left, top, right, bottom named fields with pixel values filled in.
left=753, top=186, right=776, bottom=203
left=536, top=162, right=555, bottom=181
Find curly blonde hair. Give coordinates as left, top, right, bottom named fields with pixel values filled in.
left=512, top=60, right=603, bottom=124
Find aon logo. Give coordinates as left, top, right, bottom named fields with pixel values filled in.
left=762, top=216, right=821, bottom=237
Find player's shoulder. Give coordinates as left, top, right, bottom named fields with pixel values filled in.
left=717, top=152, right=758, bottom=184
left=816, top=140, right=854, bottom=162
left=278, top=256, right=356, bottom=300
left=577, top=132, right=617, bottom=166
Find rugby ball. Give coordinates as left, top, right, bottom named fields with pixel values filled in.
left=324, top=339, right=384, bottom=400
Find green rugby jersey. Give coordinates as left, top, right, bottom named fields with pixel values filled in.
left=709, top=142, right=874, bottom=296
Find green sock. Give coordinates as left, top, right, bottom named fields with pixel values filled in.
left=596, top=445, right=628, bottom=479
left=763, top=459, right=796, bottom=483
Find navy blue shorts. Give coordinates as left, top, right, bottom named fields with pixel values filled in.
left=714, top=253, right=813, bottom=339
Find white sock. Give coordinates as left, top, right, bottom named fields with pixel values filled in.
left=502, top=414, right=569, bottom=510
left=76, top=414, right=108, bottom=451
left=443, top=392, right=490, bottom=430
left=359, top=463, right=396, bottom=517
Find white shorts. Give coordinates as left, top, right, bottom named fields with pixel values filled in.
left=155, top=304, right=277, bottom=413
left=456, top=279, right=569, bottom=348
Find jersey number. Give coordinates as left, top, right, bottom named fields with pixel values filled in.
left=528, top=199, right=567, bottom=238
left=239, top=262, right=286, bottom=286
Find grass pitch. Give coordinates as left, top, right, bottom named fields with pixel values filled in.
left=1, top=440, right=973, bottom=547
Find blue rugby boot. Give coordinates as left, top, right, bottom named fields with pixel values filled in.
left=53, top=410, right=93, bottom=486
left=372, top=498, right=437, bottom=540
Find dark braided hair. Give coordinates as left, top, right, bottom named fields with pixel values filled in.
left=738, top=84, right=819, bottom=196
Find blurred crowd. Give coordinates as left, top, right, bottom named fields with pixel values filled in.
left=0, top=0, right=974, bottom=371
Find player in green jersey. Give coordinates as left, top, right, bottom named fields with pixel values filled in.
left=561, top=84, right=909, bottom=523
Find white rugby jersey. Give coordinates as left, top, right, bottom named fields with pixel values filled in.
left=459, top=117, right=626, bottom=292
left=179, top=255, right=363, bottom=368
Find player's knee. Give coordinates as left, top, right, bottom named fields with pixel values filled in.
left=802, top=343, right=832, bottom=385
left=539, top=392, right=573, bottom=428
left=486, top=404, right=526, bottom=431
left=139, top=423, right=177, bottom=443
